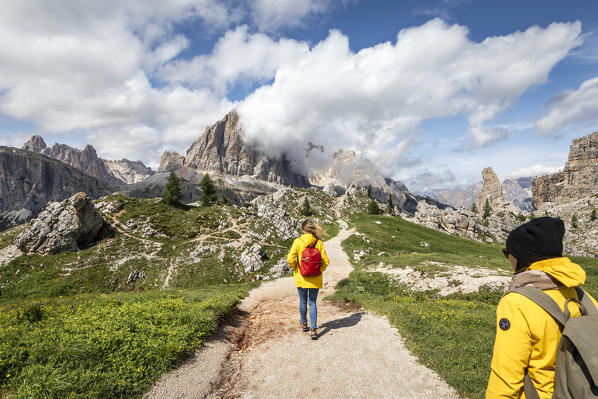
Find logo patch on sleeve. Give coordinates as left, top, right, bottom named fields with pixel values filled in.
left=499, top=318, right=511, bottom=331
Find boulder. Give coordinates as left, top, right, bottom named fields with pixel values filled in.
left=240, top=243, right=267, bottom=274
left=15, top=192, right=105, bottom=255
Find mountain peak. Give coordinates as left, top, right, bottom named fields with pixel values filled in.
left=22, top=135, right=47, bottom=152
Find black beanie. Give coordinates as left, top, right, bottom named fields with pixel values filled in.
left=505, top=216, right=565, bottom=267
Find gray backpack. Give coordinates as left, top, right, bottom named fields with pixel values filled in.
left=510, top=286, right=598, bottom=399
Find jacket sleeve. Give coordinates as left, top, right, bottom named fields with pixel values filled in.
left=318, top=240, right=330, bottom=272
left=287, top=239, right=299, bottom=270
left=486, top=294, right=532, bottom=399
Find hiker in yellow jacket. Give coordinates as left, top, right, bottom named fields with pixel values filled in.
left=486, top=217, right=598, bottom=399
left=287, top=220, right=329, bottom=340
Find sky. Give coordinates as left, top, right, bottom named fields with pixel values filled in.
left=0, top=0, right=597, bottom=194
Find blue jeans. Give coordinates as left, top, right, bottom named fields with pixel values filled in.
left=297, top=288, right=319, bottom=329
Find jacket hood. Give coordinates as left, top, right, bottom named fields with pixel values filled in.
left=528, top=257, right=586, bottom=287
left=298, top=233, right=318, bottom=246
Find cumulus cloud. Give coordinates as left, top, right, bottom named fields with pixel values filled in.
left=0, top=0, right=238, bottom=166
left=251, top=0, right=333, bottom=31
left=159, top=25, right=310, bottom=93
left=535, top=77, right=598, bottom=134
left=238, top=19, right=583, bottom=173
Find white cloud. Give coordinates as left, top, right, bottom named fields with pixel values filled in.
left=535, top=76, right=598, bottom=134
left=0, top=0, right=238, bottom=165
left=251, top=0, right=333, bottom=31
left=238, top=19, right=583, bottom=173
left=507, top=164, right=561, bottom=179
left=159, top=25, right=310, bottom=93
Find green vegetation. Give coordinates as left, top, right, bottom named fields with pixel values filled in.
left=162, top=171, right=182, bottom=206
left=0, top=285, right=252, bottom=399
left=471, top=203, right=478, bottom=214
left=571, top=213, right=578, bottom=228
left=300, top=197, right=313, bottom=216
left=482, top=199, right=491, bottom=219
left=329, top=214, right=598, bottom=399
left=591, top=208, right=597, bottom=222
left=386, top=194, right=394, bottom=215
left=200, top=173, right=217, bottom=206
left=367, top=200, right=381, bottom=215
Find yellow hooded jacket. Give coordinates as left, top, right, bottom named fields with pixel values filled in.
left=486, top=257, right=598, bottom=399
left=287, top=233, right=330, bottom=289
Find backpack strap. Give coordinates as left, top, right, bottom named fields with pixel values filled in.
left=575, top=287, right=598, bottom=315
left=523, top=373, right=541, bottom=399
left=308, top=238, right=319, bottom=248
left=509, top=286, right=568, bottom=327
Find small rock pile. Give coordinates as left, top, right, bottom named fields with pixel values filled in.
left=15, top=192, right=105, bottom=255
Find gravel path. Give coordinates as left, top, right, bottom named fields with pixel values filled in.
left=146, top=228, right=460, bottom=399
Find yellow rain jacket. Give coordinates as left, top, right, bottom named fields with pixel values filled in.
left=287, top=233, right=330, bottom=289
left=486, top=257, right=598, bottom=399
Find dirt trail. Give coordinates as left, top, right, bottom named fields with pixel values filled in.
left=146, top=229, right=460, bottom=399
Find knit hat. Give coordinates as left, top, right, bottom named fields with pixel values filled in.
left=505, top=217, right=565, bottom=267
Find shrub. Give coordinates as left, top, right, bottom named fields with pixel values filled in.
left=572, top=213, right=578, bottom=229
left=300, top=198, right=313, bottom=216
left=162, top=172, right=182, bottom=206
left=591, top=209, right=597, bottom=222
left=471, top=203, right=478, bottom=214
left=386, top=194, right=394, bottom=215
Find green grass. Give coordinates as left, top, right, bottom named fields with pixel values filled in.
left=329, top=214, right=598, bottom=399
left=0, top=284, right=253, bottom=399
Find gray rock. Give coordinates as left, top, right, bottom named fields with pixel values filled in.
left=240, top=243, right=267, bottom=274
left=14, top=192, right=105, bottom=255
left=270, top=257, right=291, bottom=278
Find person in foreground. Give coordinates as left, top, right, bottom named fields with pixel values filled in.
left=486, top=216, right=598, bottom=399
left=287, top=220, right=329, bottom=340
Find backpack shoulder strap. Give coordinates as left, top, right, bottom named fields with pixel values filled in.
left=575, top=287, right=598, bottom=315
left=509, top=286, right=568, bottom=327
left=308, top=238, right=318, bottom=248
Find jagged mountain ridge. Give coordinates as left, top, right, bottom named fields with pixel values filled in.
left=157, top=111, right=444, bottom=214
left=0, top=146, right=117, bottom=229
left=22, top=135, right=154, bottom=186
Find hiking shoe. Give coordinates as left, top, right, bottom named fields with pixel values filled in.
left=310, top=328, right=318, bottom=340
left=300, top=322, right=309, bottom=332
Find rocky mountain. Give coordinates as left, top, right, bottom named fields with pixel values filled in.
left=22, top=136, right=154, bottom=186
left=0, top=146, right=117, bottom=229
left=533, top=131, right=598, bottom=209
left=502, top=178, right=532, bottom=210
left=183, top=111, right=309, bottom=187
left=476, top=167, right=505, bottom=209
left=306, top=147, right=445, bottom=214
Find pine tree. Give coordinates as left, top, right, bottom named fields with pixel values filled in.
left=301, top=197, right=313, bottom=216
left=368, top=200, right=380, bottom=215
left=200, top=173, right=217, bottom=206
left=387, top=194, right=394, bottom=215
left=162, top=171, right=182, bottom=206
left=571, top=213, right=578, bottom=229
left=366, top=185, right=372, bottom=199
left=483, top=199, right=492, bottom=219
left=471, top=203, right=478, bottom=214
left=591, top=209, right=597, bottom=222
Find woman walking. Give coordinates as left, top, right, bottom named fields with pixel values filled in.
left=287, top=220, right=329, bottom=340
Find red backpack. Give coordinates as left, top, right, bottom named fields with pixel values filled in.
left=299, top=238, right=322, bottom=277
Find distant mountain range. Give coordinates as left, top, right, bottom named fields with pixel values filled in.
left=425, top=176, right=532, bottom=211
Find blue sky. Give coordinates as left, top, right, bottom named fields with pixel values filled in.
left=0, top=0, right=597, bottom=193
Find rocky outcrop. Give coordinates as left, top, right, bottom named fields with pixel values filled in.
left=104, top=159, right=154, bottom=185
left=158, top=151, right=185, bottom=172
left=476, top=167, right=504, bottom=209
left=533, top=131, right=598, bottom=209
left=251, top=189, right=301, bottom=240
left=0, top=146, right=117, bottom=230
left=22, top=135, right=154, bottom=186
left=14, top=192, right=105, bottom=255
left=184, top=111, right=309, bottom=187
left=240, top=244, right=267, bottom=274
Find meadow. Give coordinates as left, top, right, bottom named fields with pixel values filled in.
left=329, top=214, right=598, bottom=399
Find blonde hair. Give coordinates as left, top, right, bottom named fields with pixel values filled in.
left=302, top=219, right=323, bottom=239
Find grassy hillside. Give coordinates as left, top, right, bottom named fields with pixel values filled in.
left=0, top=187, right=339, bottom=398
left=329, top=214, right=598, bottom=399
